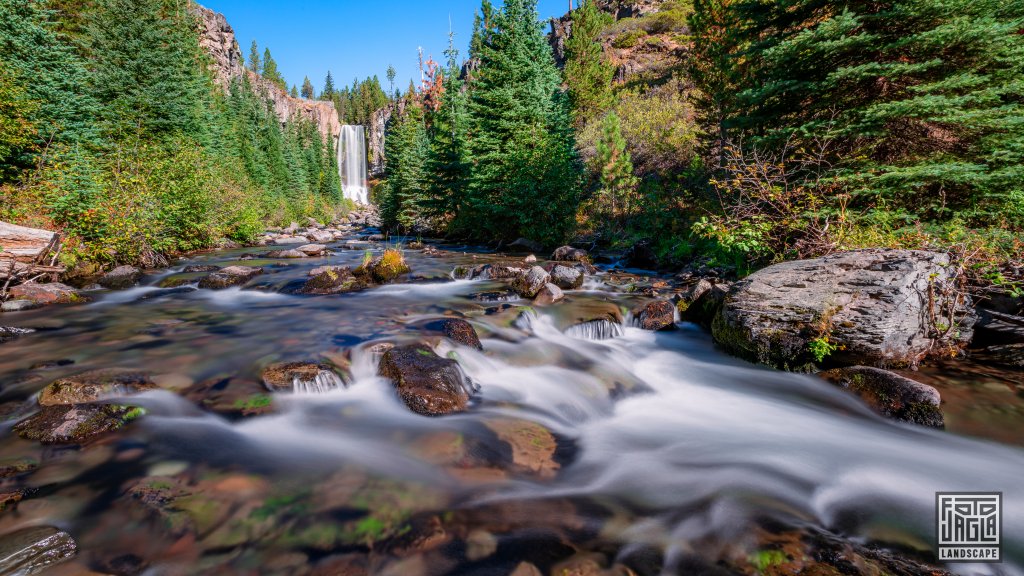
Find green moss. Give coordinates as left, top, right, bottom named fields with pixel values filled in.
left=613, top=28, right=647, bottom=49
left=117, top=405, right=146, bottom=422
left=232, top=395, right=272, bottom=411
left=749, top=549, right=788, bottom=573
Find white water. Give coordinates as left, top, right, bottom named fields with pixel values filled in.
left=338, top=125, right=369, bottom=204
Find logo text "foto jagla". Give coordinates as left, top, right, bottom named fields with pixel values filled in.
left=937, top=492, right=1002, bottom=562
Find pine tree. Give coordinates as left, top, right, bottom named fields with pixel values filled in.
left=301, top=76, right=315, bottom=99
left=386, top=64, right=396, bottom=96
left=248, top=40, right=261, bottom=72
left=261, top=48, right=287, bottom=90
left=423, top=31, right=471, bottom=220
left=322, top=71, right=335, bottom=100
left=594, top=111, right=638, bottom=219
left=0, top=59, right=37, bottom=178
left=290, top=85, right=299, bottom=98
left=0, top=0, right=97, bottom=151
left=688, top=0, right=742, bottom=169
left=462, top=0, right=583, bottom=243
left=563, top=0, right=615, bottom=126
left=380, top=99, right=429, bottom=231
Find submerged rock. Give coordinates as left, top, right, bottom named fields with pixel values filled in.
left=301, top=266, right=367, bottom=295
left=356, top=249, right=410, bottom=283
left=98, top=265, right=143, bottom=290
left=266, top=249, right=307, bottom=259
left=713, top=250, right=976, bottom=369
left=185, top=377, right=275, bottom=417
left=551, top=246, right=589, bottom=263
left=550, top=265, right=584, bottom=290
left=0, top=526, right=77, bottom=575
left=635, top=300, right=676, bottom=331
left=425, top=318, right=483, bottom=350
left=183, top=264, right=220, bottom=273
left=378, top=344, right=470, bottom=416
left=534, top=283, right=564, bottom=306
left=38, top=369, right=155, bottom=406
left=0, top=326, right=34, bottom=344
left=472, top=263, right=526, bottom=280
left=14, top=403, right=144, bottom=444
left=197, top=265, right=264, bottom=289
left=818, top=366, right=944, bottom=427
left=8, top=283, right=82, bottom=305
left=512, top=266, right=551, bottom=298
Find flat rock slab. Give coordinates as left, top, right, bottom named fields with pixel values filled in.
left=0, top=526, right=77, bottom=575
left=14, top=404, right=142, bottom=444
left=714, top=249, right=975, bottom=370
left=197, top=266, right=263, bottom=289
left=819, top=366, right=944, bottom=428
left=8, top=283, right=82, bottom=305
left=38, top=368, right=155, bottom=406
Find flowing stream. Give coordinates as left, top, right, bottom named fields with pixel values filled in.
left=0, top=235, right=1021, bottom=575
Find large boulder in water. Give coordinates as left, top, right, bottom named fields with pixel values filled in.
left=534, top=283, right=564, bottom=306
left=355, top=249, right=410, bottom=283
left=512, top=266, right=551, bottom=298
left=713, top=250, right=976, bottom=370
left=98, top=265, right=143, bottom=290
left=550, top=265, right=583, bottom=290
left=378, top=344, right=470, bottom=416
left=424, top=318, right=483, bottom=350
left=818, top=366, right=944, bottom=427
left=634, top=300, right=676, bottom=331
left=300, top=266, right=367, bottom=295
left=198, top=266, right=263, bottom=289
left=551, top=246, right=589, bottom=263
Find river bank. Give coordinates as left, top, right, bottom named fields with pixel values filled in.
left=0, top=224, right=1021, bottom=575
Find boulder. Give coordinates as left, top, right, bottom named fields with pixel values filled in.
left=550, top=265, right=584, bottom=290
left=273, top=235, right=306, bottom=244
left=524, top=254, right=537, bottom=264
left=713, top=250, right=976, bottom=370
left=261, top=362, right=343, bottom=391
left=674, top=278, right=714, bottom=313
left=0, top=326, right=34, bottom=344
left=302, top=267, right=368, bottom=295
left=98, top=265, right=143, bottom=290
left=297, top=244, right=328, bottom=256
left=306, top=229, right=334, bottom=243
left=378, top=344, right=470, bottom=416
left=38, top=369, right=156, bottom=406
left=197, top=266, right=263, bottom=289
left=8, top=283, right=82, bottom=305
left=818, top=366, right=944, bottom=427
left=14, top=403, right=144, bottom=444
left=508, top=238, right=543, bottom=253
left=551, top=246, right=589, bottom=263
left=425, top=318, right=483, bottom=350
left=634, top=300, right=676, bottom=331
left=534, top=283, right=564, bottom=306
left=680, top=282, right=729, bottom=328
left=512, top=266, right=551, bottom=298
left=183, top=264, right=220, bottom=273
left=355, top=249, right=410, bottom=283
left=471, top=263, right=526, bottom=280
left=0, top=526, right=77, bottom=575
left=1, top=300, right=43, bottom=313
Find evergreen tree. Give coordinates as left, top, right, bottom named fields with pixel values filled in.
left=290, top=85, right=299, bottom=98
left=0, top=0, right=97, bottom=152
left=248, top=40, right=261, bottom=72
left=0, top=59, right=37, bottom=178
left=386, top=64, right=396, bottom=96
left=563, top=0, right=615, bottom=126
left=688, top=0, right=742, bottom=168
left=594, top=111, right=639, bottom=219
left=261, top=47, right=287, bottom=90
left=462, top=0, right=583, bottom=243
left=423, top=30, right=471, bottom=220
left=380, top=100, right=429, bottom=231
left=721, top=0, right=1024, bottom=221
left=301, top=76, right=315, bottom=99
left=321, top=71, right=335, bottom=100
left=88, top=0, right=210, bottom=143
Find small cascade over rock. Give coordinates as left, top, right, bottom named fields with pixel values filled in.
left=292, top=370, right=345, bottom=395
left=565, top=319, right=624, bottom=341
left=339, top=125, right=369, bottom=204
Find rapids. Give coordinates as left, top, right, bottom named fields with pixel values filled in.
left=0, top=236, right=1021, bottom=575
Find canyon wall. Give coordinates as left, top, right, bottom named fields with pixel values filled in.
left=193, top=4, right=341, bottom=143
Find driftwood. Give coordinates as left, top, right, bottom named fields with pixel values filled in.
left=0, top=221, right=64, bottom=289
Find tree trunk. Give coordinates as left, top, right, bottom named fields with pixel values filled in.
left=0, top=221, right=58, bottom=262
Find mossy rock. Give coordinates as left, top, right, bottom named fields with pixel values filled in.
left=38, top=368, right=156, bottom=407
left=14, top=404, right=144, bottom=444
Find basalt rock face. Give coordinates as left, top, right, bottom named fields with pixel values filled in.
left=193, top=4, right=340, bottom=143
left=713, top=250, right=976, bottom=370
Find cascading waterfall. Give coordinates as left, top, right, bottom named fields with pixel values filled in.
left=292, top=370, right=345, bottom=394
left=338, top=125, right=369, bottom=204
left=565, top=319, right=625, bottom=340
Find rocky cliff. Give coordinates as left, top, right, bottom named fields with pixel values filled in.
left=193, top=3, right=341, bottom=143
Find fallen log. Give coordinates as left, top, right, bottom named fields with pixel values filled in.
left=0, top=221, right=58, bottom=262
left=0, top=258, right=65, bottom=281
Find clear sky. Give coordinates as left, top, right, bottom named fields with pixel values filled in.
left=200, top=0, right=571, bottom=95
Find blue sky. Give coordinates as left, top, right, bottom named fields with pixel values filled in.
left=200, top=0, right=570, bottom=95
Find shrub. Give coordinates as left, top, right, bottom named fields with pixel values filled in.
left=612, top=29, right=647, bottom=49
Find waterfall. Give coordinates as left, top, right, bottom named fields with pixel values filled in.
left=338, top=125, right=369, bottom=204
left=565, top=319, right=624, bottom=341
left=292, top=370, right=345, bottom=394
